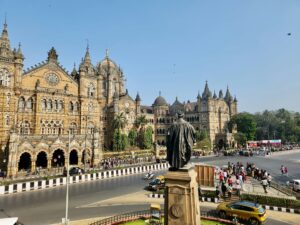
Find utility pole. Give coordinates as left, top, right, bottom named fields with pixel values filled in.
left=65, top=129, right=71, bottom=225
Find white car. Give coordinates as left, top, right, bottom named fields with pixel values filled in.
left=286, top=179, right=300, bottom=192
left=0, top=217, right=22, bottom=225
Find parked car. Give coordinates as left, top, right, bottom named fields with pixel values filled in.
left=217, top=200, right=267, bottom=225
left=63, top=167, right=85, bottom=176
left=286, top=179, right=300, bottom=192
left=0, top=217, right=24, bottom=225
left=148, top=178, right=165, bottom=191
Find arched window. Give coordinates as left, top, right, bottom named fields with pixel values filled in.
left=58, top=100, right=63, bottom=111
left=69, top=122, right=77, bottom=135
left=20, top=121, right=30, bottom=135
left=87, top=83, right=95, bottom=97
left=69, top=102, right=74, bottom=112
left=0, top=68, right=10, bottom=87
left=54, top=100, right=58, bottom=110
left=26, top=97, right=33, bottom=110
left=18, top=97, right=25, bottom=110
left=87, top=122, right=94, bottom=134
left=74, top=102, right=78, bottom=112
left=41, top=99, right=46, bottom=111
left=47, top=99, right=52, bottom=110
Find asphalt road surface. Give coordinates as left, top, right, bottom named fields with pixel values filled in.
left=1, top=150, right=299, bottom=225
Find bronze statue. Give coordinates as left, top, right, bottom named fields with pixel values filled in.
left=166, top=112, right=196, bottom=170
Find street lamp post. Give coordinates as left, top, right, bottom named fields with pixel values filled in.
left=65, top=130, right=71, bottom=225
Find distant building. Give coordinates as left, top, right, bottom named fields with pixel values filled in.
left=0, top=22, right=237, bottom=177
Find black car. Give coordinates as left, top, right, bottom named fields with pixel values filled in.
left=63, top=167, right=84, bottom=176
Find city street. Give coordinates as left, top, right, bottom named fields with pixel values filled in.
left=0, top=150, right=299, bottom=224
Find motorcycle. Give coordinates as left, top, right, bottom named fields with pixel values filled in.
left=144, top=172, right=154, bottom=180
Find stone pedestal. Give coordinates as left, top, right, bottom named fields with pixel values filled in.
left=164, top=165, right=200, bottom=225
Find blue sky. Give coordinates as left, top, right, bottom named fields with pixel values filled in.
left=1, top=0, right=300, bottom=113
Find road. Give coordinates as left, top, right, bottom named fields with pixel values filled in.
left=1, top=150, right=300, bottom=224
left=194, top=149, right=300, bottom=184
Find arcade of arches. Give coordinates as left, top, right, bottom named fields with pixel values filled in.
left=17, top=148, right=91, bottom=173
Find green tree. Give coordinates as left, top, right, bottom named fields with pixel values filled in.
left=113, top=112, right=128, bottom=131
left=135, top=115, right=148, bottom=130
left=195, top=130, right=208, bottom=142
left=139, top=126, right=153, bottom=149
left=234, top=132, right=247, bottom=146
left=229, top=113, right=256, bottom=141
left=113, top=130, right=128, bottom=151
left=128, top=129, right=138, bottom=146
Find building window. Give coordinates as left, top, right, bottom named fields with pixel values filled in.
left=20, top=121, right=30, bottom=135
left=41, top=99, right=46, bottom=111
left=26, top=98, right=33, bottom=110
left=5, top=114, right=10, bottom=126
left=69, top=102, right=74, bottom=112
left=18, top=97, right=25, bottom=110
left=88, top=83, right=95, bottom=97
left=87, top=122, right=94, bottom=134
left=47, top=99, right=52, bottom=110
left=6, top=93, right=11, bottom=106
left=74, top=102, right=78, bottom=112
left=0, top=68, right=10, bottom=87
left=69, top=122, right=77, bottom=135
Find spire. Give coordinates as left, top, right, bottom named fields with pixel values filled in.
left=71, top=63, right=78, bottom=77
left=1, top=15, right=8, bottom=40
left=15, top=42, right=24, bottom=59
left=213, top=90, right=217, bottom=99
left=202, top=80, right=212, bottom=99
left=197, top=91, right=201, bottom=100
left=219, top=89, right=224, bottom=98
left=47, top=47, right=58, bottom=62
left=135, top=92, right=141, bottom=102
left=234, top=95, right=238, bottom=102
left=83, top=43, right=91, bottom=64
left=225, top=85, right=233, bottom=102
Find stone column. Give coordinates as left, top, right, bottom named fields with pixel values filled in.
left=164, top=165, right=200, bottom=225
left=31, top=161, right=36, bottom=172
left=47, top=159, right=52, bottom=169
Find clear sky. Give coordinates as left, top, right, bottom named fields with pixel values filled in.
left=1, top=0, right=300, bottom=113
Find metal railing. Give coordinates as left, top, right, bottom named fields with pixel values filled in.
left=89, top=209, right=162, bottom=225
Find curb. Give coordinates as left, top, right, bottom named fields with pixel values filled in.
left=0, top=163, right=169, bottom=195
left=147, top=194, right=300, bottom=214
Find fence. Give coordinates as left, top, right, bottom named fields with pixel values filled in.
left=89, top=209, right=162, bottom=225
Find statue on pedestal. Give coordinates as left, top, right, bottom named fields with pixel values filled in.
left=166, top=112, right=196, bottom=170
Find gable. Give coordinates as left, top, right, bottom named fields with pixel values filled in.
left=21, top=62, right=78, bottom=95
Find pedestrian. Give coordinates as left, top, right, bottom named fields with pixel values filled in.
left=267, top=174, right=272, bottom=187
left=236, top=180, right=241, bottom=196
left=281, top=165, right=284, bottom=175
left=228, top=185, right=232, bottom=199
left=221, top=182, right=227, bottom=198
left=228, top=176, right=233, bottom=187
left=215, top=186, right=220, bottom=202
left=284, top=166, right=288, bottom=176
left=262, top=178, right=268, bottom=193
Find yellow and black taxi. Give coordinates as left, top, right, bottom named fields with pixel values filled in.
left=217, top=200, right=268, bottom=225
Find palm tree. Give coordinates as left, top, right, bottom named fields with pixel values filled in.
left=113, top=112, right=128, bottom=131
left=135, top=115, right=148, bottom=130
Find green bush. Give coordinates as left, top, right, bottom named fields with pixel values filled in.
left=240, top=193, right=300, bottom=209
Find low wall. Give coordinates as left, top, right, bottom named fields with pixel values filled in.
left=0, top=163, right=169, bottom=195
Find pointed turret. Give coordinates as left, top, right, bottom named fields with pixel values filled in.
left=47, top=47, right=58, bottom=63
left=135, top=92, right=141, bottom=102
left=225, top=86, right=233, bottom=102
left=14, top=42, right=24, bottom=59
left=0, top=19, right=13, bottom=58
left=234, top=95, right=238, bottom=102
left=79, top=44, right=95, bottom=76
left=219, top=90, right=224, bottom=99
left=213, top=90, right=217, bottom=99
left=197, top=91, right=201, bottom=100
left=202, top=81, right=212, bottom=99
left=71, top=63, right=79, bottom=79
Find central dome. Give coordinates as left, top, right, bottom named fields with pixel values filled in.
left=153, top=95, right=168, bottom=106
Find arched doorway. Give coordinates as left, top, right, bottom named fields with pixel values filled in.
left=52, top=149, right=65, bottom=167
left=70, top=150, right=78, bottom=165
left=218, top=139, right=224, bottom=150
left=18, top=152, right=31, bottom=171
left=81, top=149, right=91, bottom=165
left=36, top=151, right=47, bottom=168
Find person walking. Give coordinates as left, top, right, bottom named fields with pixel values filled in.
left=236, top=179, right=241, bottom=196
left=262, top=178, right=268, bottom=194
left=284, top=166, right=288, bottom=176
left=228, top=185, right=232, bottom=199
left=267, top=174, right=272, bottom=187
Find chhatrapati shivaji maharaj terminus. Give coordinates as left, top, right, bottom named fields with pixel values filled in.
left=0, top=22, right=237, bottom=177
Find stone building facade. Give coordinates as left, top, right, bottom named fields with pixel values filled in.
left=141, top=84, right=238, bottom=149
left=0, top=23, right=141, bottom=177
left=0, top=22, right=237, bottom=177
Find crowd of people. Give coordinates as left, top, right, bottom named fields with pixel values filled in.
left=100, top=155, right=155, bottom=170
